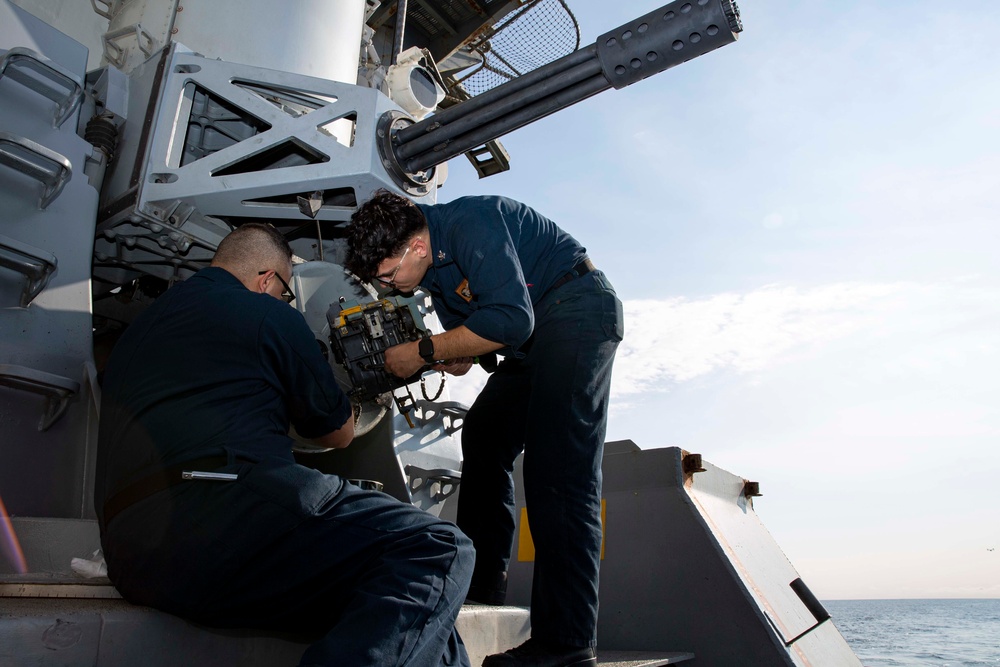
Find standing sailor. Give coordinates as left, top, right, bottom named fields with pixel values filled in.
left=347, top=191, right=624, bottom=667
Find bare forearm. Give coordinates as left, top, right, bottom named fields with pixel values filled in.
left=383, top=325, right=504, bottom=379
left=309, top=408, right=355, bottom=449
left=430, top=325, right=504, bottom=361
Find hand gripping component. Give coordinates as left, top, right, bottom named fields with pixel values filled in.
left=327, top=296, right=432, bottom=404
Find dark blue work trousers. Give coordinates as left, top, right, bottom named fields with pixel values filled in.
left=102, top=457, right=474, bottom=666
left=456, top=270, right=623, bottom=648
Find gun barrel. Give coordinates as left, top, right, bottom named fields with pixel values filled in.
left=394, top=52, right=605, bottom=163
left=384, top=0, right=742, bottom=182
left=393, top=45, right=599, bottom=147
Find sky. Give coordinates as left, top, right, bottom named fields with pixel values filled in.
left=436, top=0, right=1000, bottom=600
left=3, top=0, right=995, bottom=603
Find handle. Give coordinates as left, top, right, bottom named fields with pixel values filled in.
left=783, top=577, right=832, bottom=646
left=102, top=24, right=156, bottom=69
left=0, top=47, right=84, bottom=128
left=90, top=0, right=117, bottom=20
left=0, top=233, right=58, bottom=307
left=0, top=132, right=72, bottom=209
left=0, top=364, right=80, bottom=431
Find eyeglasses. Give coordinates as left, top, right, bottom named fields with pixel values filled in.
left=375, top=245, right=410, bottom=289
left=258, top=270, right=296, bottom=304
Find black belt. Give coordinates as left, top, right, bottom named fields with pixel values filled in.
left=102, top=455, right=237, bottom=525
left=544, top=258, right=595, bottom=299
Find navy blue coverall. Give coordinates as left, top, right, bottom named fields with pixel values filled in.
left=416, top=196, right=624, bottom=648
left=95, top=266, right=474, bottom=666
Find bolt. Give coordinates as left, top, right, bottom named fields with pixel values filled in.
left=682, top=452, right=706, bottom=474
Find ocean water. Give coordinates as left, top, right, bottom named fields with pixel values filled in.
left=825, top=599, right=1000, bottom=667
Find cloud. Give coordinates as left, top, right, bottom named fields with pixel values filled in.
left=445, top=278, right=1000, bottom=411
left=611, top=279, right=999, bottom=397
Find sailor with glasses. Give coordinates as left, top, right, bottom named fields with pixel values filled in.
left=347, top=191, right=623, bottom=667
left=95, top=222, right=475, bottom=667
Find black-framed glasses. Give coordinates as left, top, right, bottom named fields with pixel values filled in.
left=259, top=270, right=296, bottom=304
left=375, top=245, right=410, bottom=289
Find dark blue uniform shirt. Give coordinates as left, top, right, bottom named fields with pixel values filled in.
left=417, top=196, right=586, bottom=352
left=95, top=267, right=351, bottom=506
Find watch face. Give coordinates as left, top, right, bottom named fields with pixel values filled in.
left=419, top=337, right=434, bottom=361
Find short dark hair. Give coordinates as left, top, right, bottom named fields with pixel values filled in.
left=345, top=190, right=427, bottom=282
left=213, top=222, right=292, bottom=268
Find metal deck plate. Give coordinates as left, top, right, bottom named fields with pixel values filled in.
left=0, top=581, right=120, bottom=599
left=597, top=652, right=695, bottom=666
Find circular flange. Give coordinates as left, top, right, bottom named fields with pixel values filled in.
left=376, top=110, right=437, bottom=197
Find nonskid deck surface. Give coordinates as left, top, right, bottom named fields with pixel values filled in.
left=0, top=587, right=692, bottom=666
left=597, top=652, right=695, bottom=666
left=0, top=519, right=698, bottom=665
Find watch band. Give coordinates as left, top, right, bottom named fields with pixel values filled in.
left=418, top=336, right=435, bottom=363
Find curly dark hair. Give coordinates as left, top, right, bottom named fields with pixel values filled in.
left=345, top=190, right=428, bottom=282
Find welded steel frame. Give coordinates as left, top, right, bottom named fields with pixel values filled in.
left=94, top=43, right=429, bottom=285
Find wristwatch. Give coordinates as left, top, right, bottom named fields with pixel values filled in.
left=418, top=336, right=436, bottom=363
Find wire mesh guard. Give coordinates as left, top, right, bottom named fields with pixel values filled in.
left=454, top=0, right=580, bottom=96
